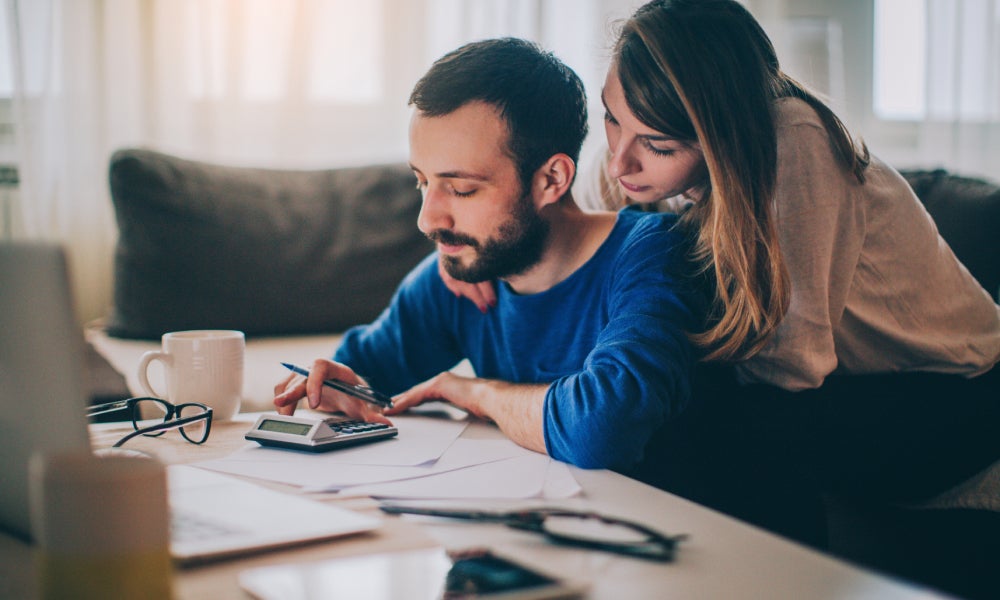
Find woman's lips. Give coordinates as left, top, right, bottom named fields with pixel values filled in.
left=618, top=179, right=648, bottom=194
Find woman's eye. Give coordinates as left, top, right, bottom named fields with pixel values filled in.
left=603, top=111, right=619, bottom=126
left=645, top=142, right=676, bottom=157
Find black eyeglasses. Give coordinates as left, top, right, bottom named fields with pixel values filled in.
left=379, top=505, right=687, bottom=561
left=87, top=396, right=213, bottom=447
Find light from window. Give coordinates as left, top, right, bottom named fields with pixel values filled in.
left=874, top=0, right=926, bottom=120
left=186, top=0, right=382, bottom=104
left=0, top=7, right=10, bottom=96
left=875, top=0, right=1000, bottom=122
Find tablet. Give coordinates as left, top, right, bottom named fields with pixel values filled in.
left=238, top=546, right=586, bottom=599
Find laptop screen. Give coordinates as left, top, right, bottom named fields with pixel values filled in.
left=0, top=241, right=92, bottom=541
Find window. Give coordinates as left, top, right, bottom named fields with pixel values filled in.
left=185, top=0, right=383, bottom=104
left=874, top=0, right=1000, bottom=122
left=0, top=5, right=12, bottom=97
left=873, top=0, right=925, bottom=119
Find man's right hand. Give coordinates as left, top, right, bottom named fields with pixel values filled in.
left=438, top=257, right=497, bottom=313
left=272, top=358, right=392, bottom=425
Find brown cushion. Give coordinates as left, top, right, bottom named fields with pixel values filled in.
left=106, top=148, right=433, bottom=339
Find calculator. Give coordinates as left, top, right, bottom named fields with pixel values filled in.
left=245, top=413, right=398, bottom=453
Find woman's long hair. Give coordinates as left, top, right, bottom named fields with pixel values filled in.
left=614, top=0, right=869, bottom=361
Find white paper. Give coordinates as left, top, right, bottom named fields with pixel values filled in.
left=333, top=448, right=583, bottom=500
left=192, top=415, right=581, bottom=500
left=541, top=460, right=584, bottom=499
left=197, top=437, right=522, bottom=489
left=304, top=438, right=529, bottom=491
left=217, top=415, right=468, bottom=467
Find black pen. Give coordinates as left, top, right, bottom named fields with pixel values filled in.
left=281, top=362, right=394, bottom=409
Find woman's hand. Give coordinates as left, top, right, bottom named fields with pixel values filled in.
left=438, top=257, right=497, bottom=313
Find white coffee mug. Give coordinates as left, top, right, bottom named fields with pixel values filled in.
left=137, top=330, right=245, bottom=421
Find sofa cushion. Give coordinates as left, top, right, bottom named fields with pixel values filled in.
left=106, top=148, right=433, bottom=339
left=900, top=168, right=1000, bottom=301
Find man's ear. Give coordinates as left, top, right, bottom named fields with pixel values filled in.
left=532, top=153, right=576, bottom=208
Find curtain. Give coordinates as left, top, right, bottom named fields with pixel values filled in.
left=916, top=0, right=1000, bottom=175
left=2, top=0, right=616, bottom=323
left=4, top=0, right=119, bottom=322
left=5, top=0, right=994, bottom=324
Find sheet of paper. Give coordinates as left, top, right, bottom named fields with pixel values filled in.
left=193, top=414, right=581, bottom=500
left=197, top=438, right=521, bottom=489
left=339, top=453, right=577, bottom=500
left=302, top=439, right=529, bottom=491
left=541, top=460, right=583, bottom=499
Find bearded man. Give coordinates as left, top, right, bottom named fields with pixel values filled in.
left=274, top=37, right=702, bottom=474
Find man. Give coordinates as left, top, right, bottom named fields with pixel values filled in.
left=274, top=38, right=700, bottom=474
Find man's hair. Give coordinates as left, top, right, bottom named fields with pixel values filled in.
left=409, top=37, right=588, bottom=191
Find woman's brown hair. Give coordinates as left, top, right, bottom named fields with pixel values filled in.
left=614, top=0, right=869, bottom=361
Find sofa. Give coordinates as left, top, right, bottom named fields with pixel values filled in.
left=88, top=147, right=999, bottom=599
left=88, top=147, right=433, bottom=411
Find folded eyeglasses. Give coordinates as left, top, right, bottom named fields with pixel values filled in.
left=379, top=505, right=687, bottom=561
left=86, top=396, right=213, bottom=447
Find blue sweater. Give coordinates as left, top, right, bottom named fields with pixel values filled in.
left=335, top=207, right=701, bottom=471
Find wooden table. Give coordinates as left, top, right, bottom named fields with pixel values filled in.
left=1, top=414, right=949, bottom=599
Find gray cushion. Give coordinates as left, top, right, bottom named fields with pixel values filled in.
left=106, top=148, right=433, bottom=339
left=901, top=168, right=1000, bottom=300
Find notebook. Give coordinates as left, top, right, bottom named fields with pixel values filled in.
left=0, top=241, right=381, bottom=562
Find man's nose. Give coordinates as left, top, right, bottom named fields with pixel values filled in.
left=417, top=186, right=454, bottom=235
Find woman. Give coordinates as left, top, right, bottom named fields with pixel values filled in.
left=444, top=0, right=1000, bottom=547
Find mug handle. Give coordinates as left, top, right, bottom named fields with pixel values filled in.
left=137, top=351, right=171, bottom=399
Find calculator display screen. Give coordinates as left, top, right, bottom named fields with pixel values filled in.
left=258, top=419, right=313, bottom=436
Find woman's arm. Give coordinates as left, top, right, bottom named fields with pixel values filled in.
left=736, top=116, right=865, bottom=390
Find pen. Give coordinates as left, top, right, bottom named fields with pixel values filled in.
left=281, top=362, right=394, bottom=409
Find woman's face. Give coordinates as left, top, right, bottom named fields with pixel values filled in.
left=602, top=65, right=706, bottom=204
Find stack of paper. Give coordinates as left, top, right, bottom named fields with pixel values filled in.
left=194, top=415, right=581, bottom=499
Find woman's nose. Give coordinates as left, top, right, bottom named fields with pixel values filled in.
left=606, top=137, right=638, bottom=179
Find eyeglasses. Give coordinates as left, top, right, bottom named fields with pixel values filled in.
left=87, top=396, right=213, bottom=447
left=379, top=505, right=687, bottom=561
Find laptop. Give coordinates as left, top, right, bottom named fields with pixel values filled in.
left=0, top=241, right=92, bottom=541
left=0, top=241, right=381, bottom=563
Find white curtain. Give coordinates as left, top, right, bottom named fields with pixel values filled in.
left=2, top=0, right=619, bottom=323
left=6, top=0, right=995, bottom=325
left=915, top=0, right=1000, bottom=174
left=4, top=0, right=120, bottom=322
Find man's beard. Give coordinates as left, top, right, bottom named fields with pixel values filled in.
left=429, top=194, right=550, bottom=283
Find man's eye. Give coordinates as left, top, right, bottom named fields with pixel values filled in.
left=453, top=188, right=476, bottom=198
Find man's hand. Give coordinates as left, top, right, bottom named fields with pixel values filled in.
left=438, top=258, right=497, bottom=313
left=387, top=372, right=547, bottom=454
left=272, top=358, right=392, bottom=425
left=386, top=372, right=487, bottom=419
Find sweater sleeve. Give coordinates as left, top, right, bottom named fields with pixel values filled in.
left=735, top=116, right=866, bottom=390
left=543, top=219, right=701, bottom=470
left=334, top=253, right=466, bottom=394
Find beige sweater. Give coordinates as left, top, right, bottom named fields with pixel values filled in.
left=576, top=98, right=1000, bottom=391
